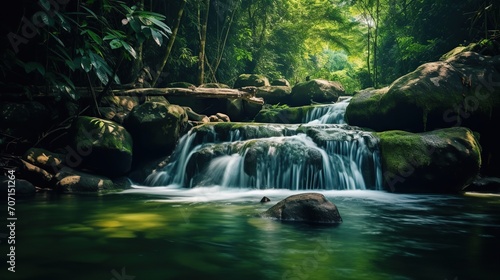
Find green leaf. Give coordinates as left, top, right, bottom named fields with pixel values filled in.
left=81, top=5, right=99, bottom=19
left=80, top=56, right=92, bottom=72
left=55, top=12, right=71, bottom=32
left=121, top=41, right=137, bottom=59
left=48, top=32, right=65, bottom=47
left=109, top=39, right=123, bottom=49
left=147, top=17, right=172, bottom=34
left=23, top=62, right=45, bottom=75
left=84, top=30, right=103, bottom=45
left=120, top=3, right=133, bottom=14
left=150, top=28, right=163, bottom=46
left=95, top=67, right=109, bottom=85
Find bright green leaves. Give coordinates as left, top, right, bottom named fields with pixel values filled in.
left=120, top=5, right=172, bottom=47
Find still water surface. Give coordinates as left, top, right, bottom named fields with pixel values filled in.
left=3, top=188, right=500, bottom=280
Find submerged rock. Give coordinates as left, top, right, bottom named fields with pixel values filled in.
left=260, top=196, right=271, bottom=203
left=261, top=193, right=342, bottom=224
left=55, top=168, right=115, bottom=193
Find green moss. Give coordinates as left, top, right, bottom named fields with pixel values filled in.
left=74, top=116, right=133, bottom=155
left=376, top=130, right=430, bottom=174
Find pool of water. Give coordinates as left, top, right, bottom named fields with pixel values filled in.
left=2, top=187, right=500, bottom=280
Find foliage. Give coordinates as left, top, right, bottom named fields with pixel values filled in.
left=1, top=0, right=171, bottom=101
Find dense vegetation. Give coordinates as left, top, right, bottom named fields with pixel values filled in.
left=1, top=0, right=498, bottom=96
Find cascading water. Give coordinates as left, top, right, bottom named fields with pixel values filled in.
left=145, top=96, right=383, bottom=191
left=303, top=96, right=352, bottom=124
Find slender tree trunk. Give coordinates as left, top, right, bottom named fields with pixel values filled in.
left=198, top=0, right=210, bottom=85
left=130, top=0, right=145, bottom=84
left=151, top=0, right=187, bottom=87
left=213, top=0, right=239, bottom=76
left=366, top=23, right=371, bottom=81
left=374, top=0, right=380, bottom=87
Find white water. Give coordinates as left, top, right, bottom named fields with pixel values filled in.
left=304, top=97, right=352, bottom=124
left=143, top=97, right=382, bottom=191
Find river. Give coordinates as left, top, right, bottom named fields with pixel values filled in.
left=4, top=188, right=500, bottom=280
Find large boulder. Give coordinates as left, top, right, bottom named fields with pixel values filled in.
left=377, top=127, right=482, bottom=193
left=254, top=105, right=315, bottom=124
left=290, top=79, right=345, bottom=106
left=124, top=102, right=188, bottom=161
left=345, top=51, right=500, bottom=177
left=260, top=193, right=342, bottom=224
left=255, top=86, right=292, bottom=105
left=22, top=147, right=65, bottom=174
left=99, top=96, right=141, bottom=124
left=69, top=116, right=133, bottom=177
left=55, top=168, right=115, bottom=193
left=233, top=74, right=270, bottom=88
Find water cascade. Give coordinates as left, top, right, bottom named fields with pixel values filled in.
left=145, top=123, right=383, bottom=191
left=303, top=96, right=352, bottom=124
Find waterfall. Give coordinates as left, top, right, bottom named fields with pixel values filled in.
left=145, top=123, right=383, bottom=190
left=304, top=97, right=352, bottom=124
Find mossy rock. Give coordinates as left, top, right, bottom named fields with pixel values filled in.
left=199, top=83, right=230, bottom=88
left=270, top=78, right=291, bottom=87
left=233, top=74, right=270, bottom=88
left=124, top=102, right=188, bottom=162
left=290, top=79, right=344, bottom=106
left=255, top=86, right=292, bottom=105
left=69, top=116, right=133, bottom=177
left=254, top=105, right=314, bottom=124
left=55, top=170, right=115, bottom=193
left=346, top=51, right=500, bottom=177
left=376, top=127, right=481, bottom=193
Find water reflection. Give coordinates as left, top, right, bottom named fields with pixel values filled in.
left=7, top=189, right=500, bottom=280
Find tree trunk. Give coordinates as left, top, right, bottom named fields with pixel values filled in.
left=374, top=0, right=380, bottom=87
left=151, top=0, right=187, bottom=87
left=113, top=87, right=264, bottom=105
left=198, top=0, right=210, bottom=85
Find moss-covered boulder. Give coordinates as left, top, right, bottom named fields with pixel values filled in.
left=255, top=86, right=292, bottom=105
left=290, top=79, right=345, bottom=106
left=199, top=83, right=231, bottom=88
left=55, top=168, right=115, bottom=193
left=69, top=116, right=133, bottom=177
left=260, top=193, right=342, bottom=224
left=124, top=102, right=188, bottom=161
left=345, top=51, right=500, bottom=177
left=254, top=105, right=315, bottom=124
left=100, top=96, right=140, bottom=124
left=233, top=74, right=270, bottom=88
left=271, top=78, right=291, bottom=87
left=377, top=127, right=481, bottom=193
